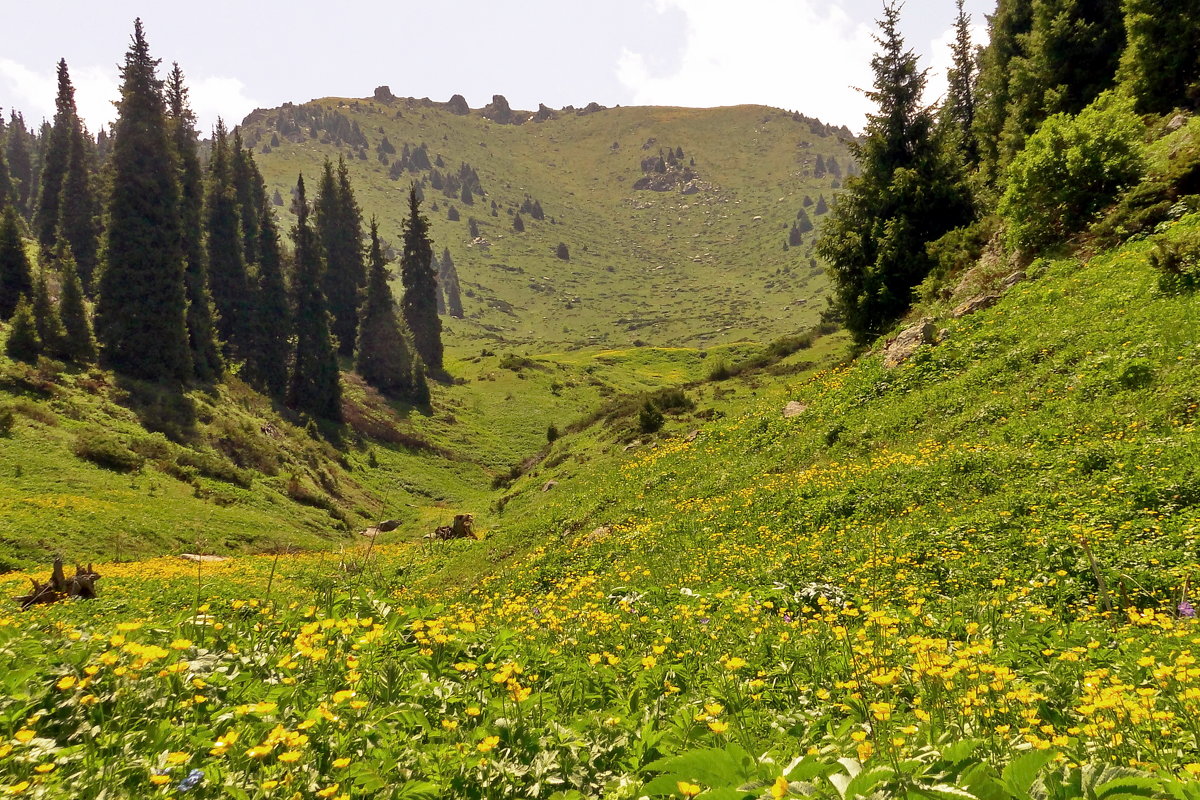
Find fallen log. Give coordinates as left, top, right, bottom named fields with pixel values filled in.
left=14, top=557, right=100, bottom=610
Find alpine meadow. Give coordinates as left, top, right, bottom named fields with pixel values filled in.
left=2, top=2, right=1200, bottom=798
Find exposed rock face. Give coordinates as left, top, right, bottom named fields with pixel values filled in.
left=579, top=102, right=606, bottom=115
left=542, top=480, right=558, bottom=492
left=883, top=318, right=936, bottom=368
left=533, top=104, right=557, bottom=122
left=685, top=429, right=700, bottom=442
left=482, top=94, right=514, bottom=124
left=783, top=401, right=808, bottom=418
left=373, top=86, right=395, bottom=103
left=1168, top=114, right=1188, bottom=132
left=446, top=94, right=470, bottom=115
left=1002, top=270, right=1027, bottom=288
left=952, top=294, right=1001, bottom=318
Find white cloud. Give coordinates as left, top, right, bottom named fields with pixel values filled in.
left=615, top=0, right=876, bottom=130
left=0, top=58, right=256, bottom=136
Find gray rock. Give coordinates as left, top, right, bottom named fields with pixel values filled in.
left=783, top=401, right=808, bottom=418
left=542, top=480, right=558, bottom=492
left=952, top=294, right=1001, bottom=318
left=883, top=318, right=936, bottom=368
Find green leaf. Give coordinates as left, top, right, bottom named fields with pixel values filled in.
left=1095, top=776, right=1166, bottom=800
left=843, top=766, right=895, bottom=799
left=1000, top=751, right=1057, bottom=800
left=642, top=748, right=747, bottom=787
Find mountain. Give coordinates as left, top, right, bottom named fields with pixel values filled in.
left=239, top=96, right=855, bottom=351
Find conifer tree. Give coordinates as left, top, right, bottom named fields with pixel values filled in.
left=1120, top=0, right=1200, bottom=114
left=32, top=269, right=67, bottom=359
left=58, top=127, right=100, bottom=289
left=796, top=207, right=814, bottom=234
left=400, top=185, right=443, bottom=373
left=816, top=2, right=972, bottom=346
left=95, top=19, right=192, bottom=383
left=232, top=130, right=263, bottom=266
left=356, top=218, right=428, bottom=404
left=249, top=199, right=291, bottom=397
left=943, top=0, right=979, bottom=166
left=35, top=60, right=77, bottom=252
left=0, top=205, right=32, bottom=320
left=438, top=248, right=464, bottom=318
left=0, top=134, right=13, bottom=209
left=287, top=175, right=341, bottom=420
left=6, top=112, right=35, bottom=217
left=5, top=295, right=40, bottom=363
left=166, top=64, right=223, bottom=383
left=974, top=0, right=1034, bottom=188
left=315, top=158, right=366, bottom=356
left=56, top=246, right=96, bottom=363
left=205, top=119, right=253, bottom=359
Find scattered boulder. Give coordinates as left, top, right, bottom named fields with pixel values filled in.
left=952, top=294, right=1001, bottom=318
left=377, top=519, right=402, bottom=532
left=446, top=94, right=470, bottom=115
left=1168, top=113, right=1188, bottom=132
left=883, top=318, right=936, bottom=368
left=373, top=86, right=396, bottom=103
left=685, top=429, right=700, bottom=442
left=542, top=480, right=558, bottom=492
left=579, top=102, right=606, bottom=115
left=623, top=441, right=640, bottom=452
left=783, top=401, right=808, bottom=418
left=1002, top=270, right=1027, bottom=288
left=680, top=181, right=701, bottom=196
left=180, top=554, right=229, bottom=563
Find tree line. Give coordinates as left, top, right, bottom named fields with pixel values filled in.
left=0, top=20, right=448, bottom=421
left=818, top=0, right=1200, bottom=346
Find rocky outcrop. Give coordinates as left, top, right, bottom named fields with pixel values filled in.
left=883, top=318, right=936, bottom=368
left=952, top=294, right=1001, bottom=318
left=783, top=401, right=808, bottom=418
left=533, top=104, right=557, bottom=122
left=482, top=94, right=514, bottom=124
left=373, top=86, right=395, bottom=103
left=446, top=94, right=470, bottom=115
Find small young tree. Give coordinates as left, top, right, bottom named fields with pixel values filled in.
left=32, top=269, right=67, bottom=359
left=555, top=242, right=570, bottom=261
left=512, top=213, right=525, bottom=232
left=57, top=247, right=96, bottom=363
left=0, top=205, right=33, bottom=320
left=5, top=295, right=40, bottom=363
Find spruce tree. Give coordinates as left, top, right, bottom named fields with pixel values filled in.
left=400, top=185, right=443, bottom=373
left=6, top=112, right=35, bottom=217
left=287, top=175, right=342, bottom=420
left=816, top=2, right=973, bottom=346
left=35, top=60, right=77, bottom=252
left=205, top=119, right=252, bottom=360
left=0, top=134, right=13, bottom=209
left=974, top=0, right=1035, bottom=188
left=58, top=127, right=100, bottom=289
left=1120, top=0, right=1200, bottom=114
left=0, top=205, right=33, bottom=320
left=56, top=246, right=96, bottom=363
left=95, top=19, right=192, bottom=383
left=943, top=0, right=979, bottom=166
left=355, top=218, right=428, bottom=404
left=166, top=64, right=223, bottom=383
left=249, top=198, right=291, bottom=397
left=232, top=130, right=263, bottom=266
left=32, top=269, right=67, bottom=359
left=315, top=157, right=366, bottom=356
left=5, top=294, right=40, bottom=363
left=438, top=247, right=464, bottom=318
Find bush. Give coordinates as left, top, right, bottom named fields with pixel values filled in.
left=708, top=359, right=733, bottom=381
left=1149, top=229, right=1200, bottom=294
left=638, top=400, right=664, bottom=434
left=999, top=92, right=1145, bottom=252
left=547, top=424, right=559, bottom=443
left=73, top=429, right=145, bottom=472
left=0, top=405, right=13, bottom=436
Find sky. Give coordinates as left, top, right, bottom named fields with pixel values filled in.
left=0, top=1, right=993, bottom=137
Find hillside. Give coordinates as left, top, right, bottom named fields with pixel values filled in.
left=2, top=195, right=1197, bottom=797
left=240, top=97, right=854, bottom=351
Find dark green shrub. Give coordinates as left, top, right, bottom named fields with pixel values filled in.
left=708, top=359, right=733, bottom=381
left=650, top=388, right=694, bottom=414
left=547, top=424, right=559, bottom=443
left=0, top=405, right=13, bottom=436
left=73, top=429, right=144, bottom=472
left=1149, top=230, right=1200, bottom=294
left=638, top=400, right=664, bottom=434
left=1000, top=92, right=1145, bottom=251
left=1118, top=358, right=1154, bottom=390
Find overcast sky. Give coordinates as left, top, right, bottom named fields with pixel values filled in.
left=0, top=1, right=993, bottom=136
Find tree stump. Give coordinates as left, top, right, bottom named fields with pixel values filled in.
left=14, top=557, right=100, bottom=610
left=429, top=514, right=476, bottom=541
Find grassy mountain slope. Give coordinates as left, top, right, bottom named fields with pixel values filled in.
left=242, top=99, right=853, bottom=351
left=2, top=203, right=1197, bottom=797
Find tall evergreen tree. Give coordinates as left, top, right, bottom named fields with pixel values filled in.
left=95, top=19, right=192, bottom=383
left=166, top=64, right=223, bottom=383
left=56, top=245, right=96, bottom=363
left=1119, top=0, right=1200, bottom=114
left=32, top=268, right=67, bottom=359
left=58, top=127, right=100, bottom=288
left=205, top=119, right=253, bottom=360
left=400, top=185, right=443, bottom=373
left=5, top=295, right=40, bottom=363
left=0, top=129, right=13, bottom=209
left=0, top=205, right=32, bottom=320
left=287, top=175, right=341, bottom=420
left=355, top=218, right=428, bottom=404
left=231, top=129, right=263, bottom=267
left=249, top=196, right=292, bottom=397
left=943, top=0, right=979, bottom=166
left=6, top=112, right=35, bottom=217
left=35, top=60, right=77, bottom=252
left=315, top=157, right=366, bottom=356
left=816, top=2, right=972, bottom=346
left=974, top=0, right=1035, bottom=188
left=438, top=247, right=464, bottom=318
